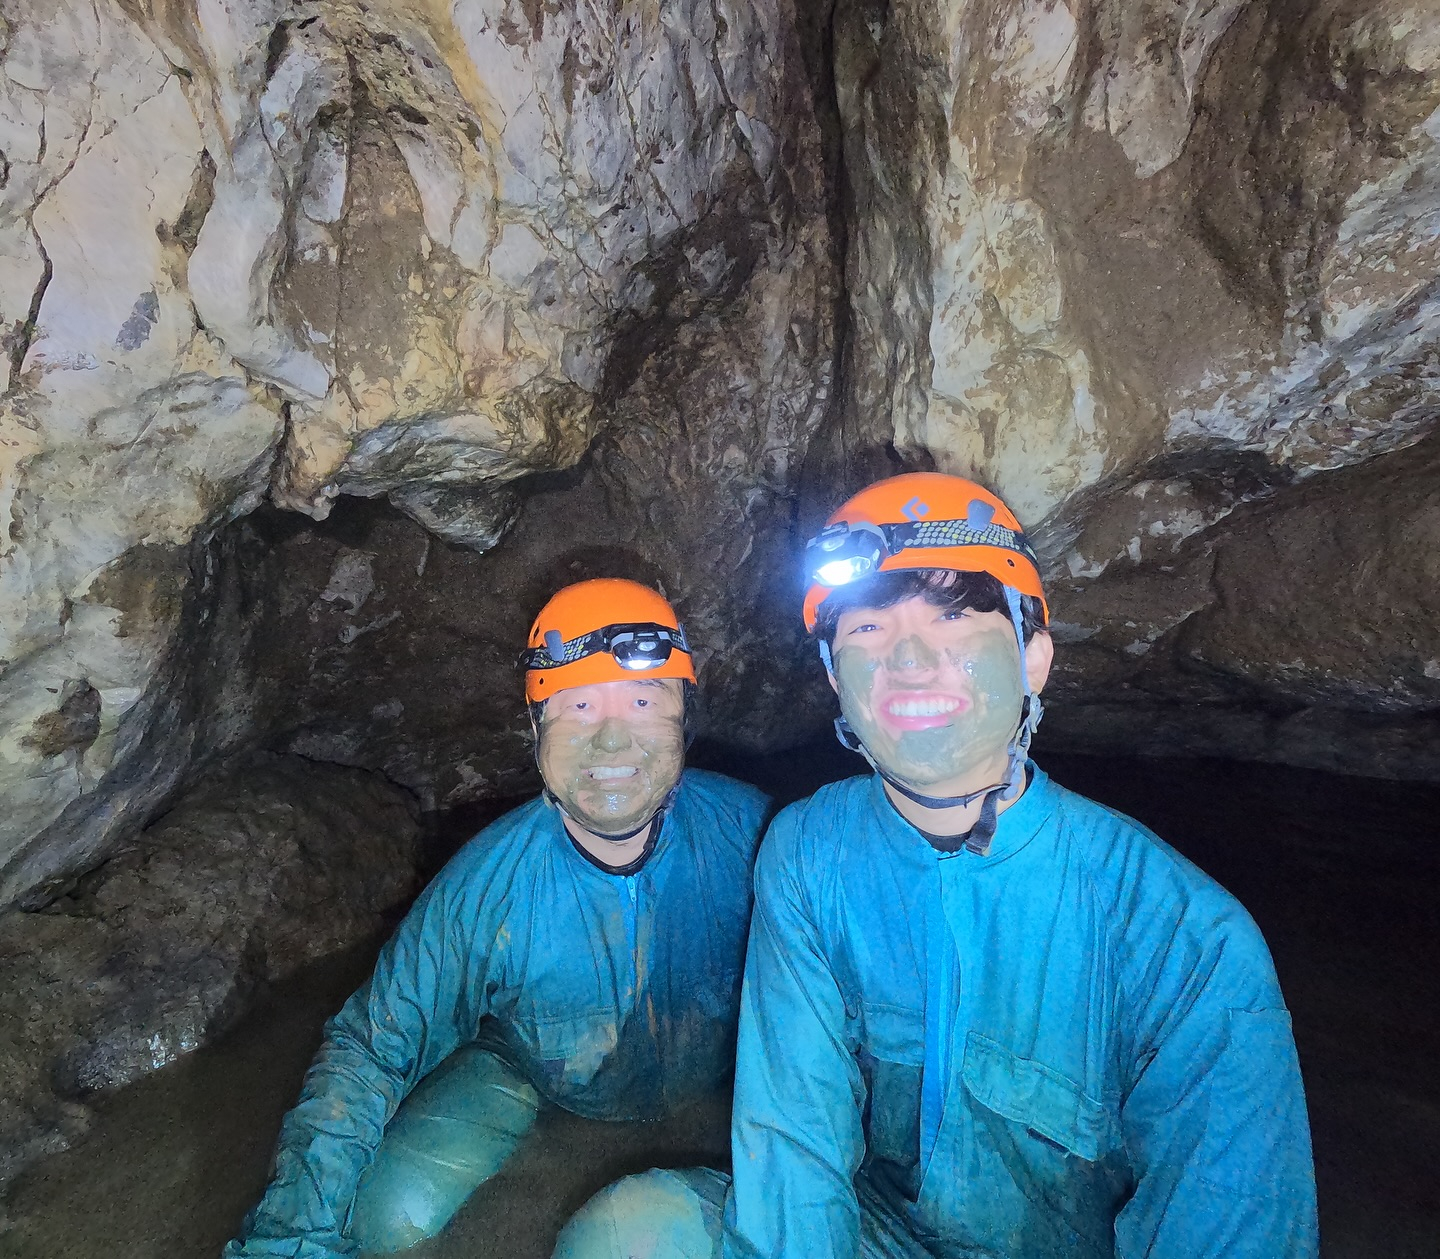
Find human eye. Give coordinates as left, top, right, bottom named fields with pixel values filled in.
left=939, top=607, right=970, bottom=621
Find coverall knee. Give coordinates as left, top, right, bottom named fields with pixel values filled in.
left=552, top=1167, right=932, bottom=1259
left=349, top=1044, right=541, bottom=1252
left=552, top=1167, right=728, bottom=1259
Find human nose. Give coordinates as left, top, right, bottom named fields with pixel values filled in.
left=590, top=717, right=633, bottom=754
left=888, top=633, right=939, bottom=672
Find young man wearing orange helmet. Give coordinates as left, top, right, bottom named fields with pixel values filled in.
left=555, top=474, right=1317, bottom=1259
left=226, top=579, right=771, bottom=1258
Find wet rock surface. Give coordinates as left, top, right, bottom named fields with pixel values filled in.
left=179, top=467, right=841, bottom=817
left=1040, top=426, right=1440, bottom=776
left=0, top=0, right=835, bottom=906
left=0, top=752, right=420, bottom=1193
left=840, top=0, right=1440, bottom=517
left=833, top=0, right=1440, bottom=768
left=5, top=0, right=1440, bottom=910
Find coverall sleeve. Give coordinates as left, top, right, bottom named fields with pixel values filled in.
left=224, top=871, right=486, bottom=1259
left=1114, top=915, right=1318, bottom=1258
left=724, top=823, right=866, bottom=1259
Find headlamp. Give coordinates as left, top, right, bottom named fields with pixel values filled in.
left=522, top=621, right=690, bottom=674
left=805, top=521, right=889, bottom=589
left=604, top=623, right=686, bottom=671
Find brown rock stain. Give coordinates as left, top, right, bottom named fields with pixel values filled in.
left=23, top=682, right=102, bottom=760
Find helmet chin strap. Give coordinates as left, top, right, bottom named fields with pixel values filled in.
left=822, top=586, right=1044, bottom=857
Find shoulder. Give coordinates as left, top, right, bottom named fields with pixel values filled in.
left=676, top=769, right=774, bottom=835
left=1045, top=778, right=1248, bottom=917
left=755, top=774, right=874, bottom=884
left=1037, top=772, right=1282, bottom=1007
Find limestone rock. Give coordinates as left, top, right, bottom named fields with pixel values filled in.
left=7, top=0, right=1439, bottom=915
left=1039, top=427, right=1440, bottom=778
left=840, top=0, right=1440, bottom=518
left=0, top=752, right=420, bottom=1190
left=0, top=0, right=832, bottom=905
left=834, top=0, right=1440, bottom=764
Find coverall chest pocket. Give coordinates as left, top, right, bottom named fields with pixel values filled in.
left=960, top=1031, right=1120, bottom=1247
left=962, top=1032, right=1110, bottom=1161
left=857, top=1003, right=924, bottom=1180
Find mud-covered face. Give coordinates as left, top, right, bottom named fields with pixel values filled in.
left=831, top=595, right=1029, bottom=791
left=538, top=678, right=685, bottom=837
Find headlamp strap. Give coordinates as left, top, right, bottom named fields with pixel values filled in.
left=889, top=517, right=1038, bottom=566
left=809, top=516, right=1037, bottom=571
left=807, top=508, right=1040, bottom=594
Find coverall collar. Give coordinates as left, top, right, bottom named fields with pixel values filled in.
left=871, top=762, right=1058, bottom=864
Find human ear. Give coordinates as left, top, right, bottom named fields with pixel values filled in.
left=1024, top=629, right=1054, bottom=695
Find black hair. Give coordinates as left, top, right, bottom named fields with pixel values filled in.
left=812, top=569, right=1047, bottom=648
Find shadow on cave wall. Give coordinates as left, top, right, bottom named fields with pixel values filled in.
left=186, top=452, right=869, bottom=829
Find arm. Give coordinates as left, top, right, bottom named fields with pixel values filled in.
left=723, top=828, right=865, bottom=1259
left=225, top=873, right=485, bottom=1258
left=1115, top=921, right=1318, bottom=1259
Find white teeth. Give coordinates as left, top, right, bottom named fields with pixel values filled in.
left=887, top=697, right=960, bottom=717
left=588, top=765, right=638, bottom=780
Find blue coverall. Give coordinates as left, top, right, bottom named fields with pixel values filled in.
left=558, top=766, right=1317, bottom=1258
left=226, top=769, right=770, bottom=1258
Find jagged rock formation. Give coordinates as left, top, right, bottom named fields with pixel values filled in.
left=0, top=752, right=419, bottom=1190
left=832, top=0, right=1440, bottom=772
left=2, top=0, right=1439, bottom=911
left=0, top=0, right=834, bottom=905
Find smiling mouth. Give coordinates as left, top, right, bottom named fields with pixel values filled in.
left=885, top=696, right=962, bottom=718
left=587, top=765, right=638, bottom=781
left=878, top=692, right=969, bottom=730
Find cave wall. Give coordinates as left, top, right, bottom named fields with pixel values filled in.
left=832, top=0, right=1440, bottom=769
left=3, top=0, right=1440, bottom=907
left=0, top=0, right=836, bottom=905
left=837, top=0, right=1440, bottom=518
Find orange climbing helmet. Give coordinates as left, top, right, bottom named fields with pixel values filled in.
left=802, top=472, right=1048, bottom=632
left=522, top=579, right=695, bottom=703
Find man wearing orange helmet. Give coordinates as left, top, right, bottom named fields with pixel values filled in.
left=555, top=474, right=1316, bottom=1259
left=226, top=580, right=771, bottom=1258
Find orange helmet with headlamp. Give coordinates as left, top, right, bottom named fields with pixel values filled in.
left=803, top=472, right=1050, bottom=842
left=801, top=472, right=1048, bottom=633
left=523, top=579, right=695, bottom=703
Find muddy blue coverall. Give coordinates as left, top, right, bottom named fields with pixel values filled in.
left=724, top=766, right=1318, bottom=1258
left=554, top=765, right=1317, bottom=1258
left=225, top=768, right=770, bottom=1258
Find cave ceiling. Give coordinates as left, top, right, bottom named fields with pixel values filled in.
left=2, top=0, right=1439, bottom=906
